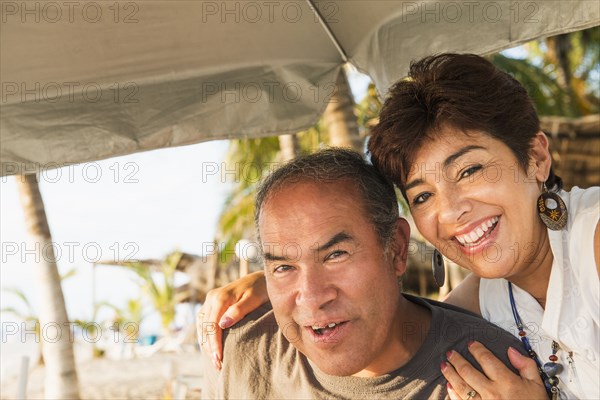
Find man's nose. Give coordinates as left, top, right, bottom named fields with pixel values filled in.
left=295, top=268, right=337, bottom=310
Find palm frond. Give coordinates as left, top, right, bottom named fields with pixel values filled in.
left=59, top=267, right=78, bottom=281
left=2, top=286, right=34, bottom=314
left=491, top=53, right=577, bottom=116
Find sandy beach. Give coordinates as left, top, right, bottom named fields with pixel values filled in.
left=1, top=352, right=203, bottom=400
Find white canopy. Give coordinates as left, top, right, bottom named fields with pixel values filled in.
left=1, top=0, right=598, bottom=175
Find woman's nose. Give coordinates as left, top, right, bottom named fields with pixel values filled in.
left=436, top=188, right=471, bottom=225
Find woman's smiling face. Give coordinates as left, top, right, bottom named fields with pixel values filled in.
left=404, top=127, right=552, bottom=280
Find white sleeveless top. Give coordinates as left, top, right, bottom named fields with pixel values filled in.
left=479, top=187, right=599, bottom=399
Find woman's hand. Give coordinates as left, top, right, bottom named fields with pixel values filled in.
left=196, top=271, right=268, bottom=370
left=442, top=341, right=548, bottom=399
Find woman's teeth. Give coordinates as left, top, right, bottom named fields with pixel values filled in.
left=456, top=216, right=499, bottom=246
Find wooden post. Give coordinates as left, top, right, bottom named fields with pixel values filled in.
left=17, top=356, right=29, bottom=399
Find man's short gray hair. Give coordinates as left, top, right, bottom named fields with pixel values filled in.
left=255, top=148, right=399, bottom=248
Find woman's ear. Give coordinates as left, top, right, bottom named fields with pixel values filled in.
left=529, top=131, right=552, bottom=183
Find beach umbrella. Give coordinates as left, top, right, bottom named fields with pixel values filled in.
left=1, top=0, right=599, bottom=174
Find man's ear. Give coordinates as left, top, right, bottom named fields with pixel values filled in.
left=529, top=131, right=552, bottom=183
left=391, top=218, right=410, bottom=277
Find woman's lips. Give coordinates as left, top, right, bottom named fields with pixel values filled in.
left=455, top=216, right=499, bottom=246
left=453, top=216, right=501, bottom=256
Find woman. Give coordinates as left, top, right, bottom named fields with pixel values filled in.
left=197, top=54, right=599, bottom=399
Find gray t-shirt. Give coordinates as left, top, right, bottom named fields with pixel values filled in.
left=202, top=294, right=525, bottom=399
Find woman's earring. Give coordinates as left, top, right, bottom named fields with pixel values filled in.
left=432, top=249, right=445, bottom=287
left=537, top=183, right=568, bottom=230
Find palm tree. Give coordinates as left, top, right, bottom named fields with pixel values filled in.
left=323, top=68, right=362, bottom=152
left=542, top=28, right=599, bottom=115
left=278, top=134, right=299, bottom=162
left=2, top=269, right=77, bottom=366
left=16, top=173, right=80, bottom=399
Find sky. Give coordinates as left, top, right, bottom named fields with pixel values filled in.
left=1, top=141, right=230, bottom=327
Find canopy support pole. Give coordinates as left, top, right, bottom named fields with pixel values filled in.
left=306, top=0, right=349, bottom=63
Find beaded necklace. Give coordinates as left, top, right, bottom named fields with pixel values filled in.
left=508, top=282, right=561, bottom=399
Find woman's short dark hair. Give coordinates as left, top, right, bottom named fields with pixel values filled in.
left=368, top=53, right=562, bottom=198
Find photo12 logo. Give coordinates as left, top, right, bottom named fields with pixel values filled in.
left=1, top=81, right=139, bottom=104
left=198, top=81, right=338, bottom=105
left=1, top=162, right=140, bottom=184
left=2, top=321, right=140, bottom=344
left=400, top=2, right=540, bottom=24
left=1, top=1, right=139, bottom=24
left=200, top=1, right=339, bottom=24
left=1, top=241, right=140, bottom=264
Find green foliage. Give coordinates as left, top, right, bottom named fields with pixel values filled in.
left=494, top=27, right=599, bottom=117
left=355, top=83, right=381, bottom=131
left=97, top=298, right=145, bottom=340
left=296, top=123, right=327, bottom=154
left=121, top=251, right=187, bottom=335
left=1, top=287, right=37, bottom=323
left=490, top=53, right=577, bottom=116
left=72, top=319, right=101, bottom=338
left=60, top=267, right=78, bottom=281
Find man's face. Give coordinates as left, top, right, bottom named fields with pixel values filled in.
left=259, top=180, right=409, bottom=377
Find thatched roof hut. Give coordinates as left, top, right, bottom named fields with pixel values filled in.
left=542, top=115, right=600, bottom=189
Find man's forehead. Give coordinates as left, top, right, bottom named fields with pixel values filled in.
left=258, top=181, right=367, bottom=251
left=262, top=178, right=363, bottom=208
left=259, top=184, right=364, bottom=227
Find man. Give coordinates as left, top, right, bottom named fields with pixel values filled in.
left=201, top=148, right=526, bottom=399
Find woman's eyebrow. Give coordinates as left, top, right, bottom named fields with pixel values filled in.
left=443, top=145, right=485, bottom=168
left=405, top=145, right=486, bottom=191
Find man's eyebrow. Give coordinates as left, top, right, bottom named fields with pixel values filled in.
left=263, top=232, right=353, bottom=262
left=405, top=145, right=486, bottom=191
left=314, top=232, right=353, bottom=252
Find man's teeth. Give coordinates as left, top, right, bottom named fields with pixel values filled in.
left=311, top=323, right=337, bottom=331
left=456, top=217, right=499, bottom=246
